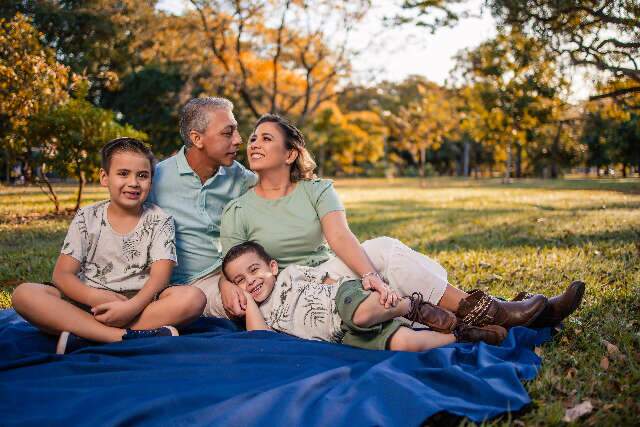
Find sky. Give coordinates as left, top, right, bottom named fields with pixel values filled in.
left=156, top=0, right=591, bottom=101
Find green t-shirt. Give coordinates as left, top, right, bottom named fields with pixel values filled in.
left=220, top=179, right=344, bottom=268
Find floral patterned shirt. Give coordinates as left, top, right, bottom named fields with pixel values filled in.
left=259, top=265, right=345, bottom=343
left=61, top=200, right=177, bottom=291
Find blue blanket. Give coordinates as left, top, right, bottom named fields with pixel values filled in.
left=0, top=309, right=551, bottom=426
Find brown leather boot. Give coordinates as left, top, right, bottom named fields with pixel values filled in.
left=404, top=292, right=458, bottom=333
left=453, top=323, right=507, bottom=345
left=512, top=281, right=586, bottom=328
left=456, top=289, right=547, bottom=328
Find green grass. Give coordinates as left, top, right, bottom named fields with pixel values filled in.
left=1, top=178, right=639, bottom=425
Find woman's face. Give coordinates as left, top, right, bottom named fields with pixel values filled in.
left=247, top=122, right=297, bottom=174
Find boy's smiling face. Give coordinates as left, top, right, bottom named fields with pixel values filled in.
left=225, top=251, right=278, bottom=303
left=100, top=151, right=152, bottom=212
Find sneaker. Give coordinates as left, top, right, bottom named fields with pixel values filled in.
left=56, top=331, right=96, bottom=355
left=122, top=325, right=179, bottom=340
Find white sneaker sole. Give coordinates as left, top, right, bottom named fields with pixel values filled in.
left=56, top=331, right=71, bottom=355
left=164, top=326, right=179, bottom=336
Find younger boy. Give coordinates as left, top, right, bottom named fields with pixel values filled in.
left=12, top=137, right=206, bottom=354
left=221, top=241, right=507, bottom=352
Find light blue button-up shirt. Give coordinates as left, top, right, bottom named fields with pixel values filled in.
left=149, top=147, right=257, bottom=284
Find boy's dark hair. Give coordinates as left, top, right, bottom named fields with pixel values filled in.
left=101, top=137, right=155, bottom=176
left=222, top=241, right=273, bottom=279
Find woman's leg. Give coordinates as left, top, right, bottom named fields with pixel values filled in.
left=322, top=236, right=547, bottom=328
left=12, top=283, right=124, bottom=342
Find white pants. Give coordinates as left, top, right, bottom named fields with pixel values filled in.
left=196, top=236, right=449, bottom=318
left=189, top=272, right=226, bottom=318
left=319, top=236, right=449, bottom=305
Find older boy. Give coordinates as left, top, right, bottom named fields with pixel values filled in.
left=222, top=241, right=507, bottom=352
left=12, top=138, right=206, bottom=354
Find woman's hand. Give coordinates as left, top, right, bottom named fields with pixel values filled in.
left=219, top=277, right=247, bottom=318
left=363, top=274, right=399, bottom=308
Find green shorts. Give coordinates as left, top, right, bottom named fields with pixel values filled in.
left=335, top=279, right=403, bottom=351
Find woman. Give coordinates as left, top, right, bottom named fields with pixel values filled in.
left=218, top=114, right=584, bottom=331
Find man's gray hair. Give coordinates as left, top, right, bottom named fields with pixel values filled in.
left=179, top=97, right=234, bottom=147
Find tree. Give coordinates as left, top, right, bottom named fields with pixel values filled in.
left=489, top=0, right=640, bottom=105
left=394, top=0, right=640, bottom=105
left=188, top=0, right=371, bottom=126
left=0, top=12, right=69, bottom=182
left=27, top=80, right=147, bottom=212
left=306, top=104, right=384, bottom=176
left=1, top=0, right=159, bottom=103
left=454, top=29, right=569, bottom=179
left=101, top=65, right=185, bottom=157
left=393, top=83, right=460, bottom=181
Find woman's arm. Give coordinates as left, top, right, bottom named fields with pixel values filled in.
left=321, top=211, right=398, bottom=307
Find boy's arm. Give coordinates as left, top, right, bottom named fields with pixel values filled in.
left=242, top=291, right=272, bottom=332
left=92, top=259, right=174, bottom=327
left=53, top=254, right=127, bottom=306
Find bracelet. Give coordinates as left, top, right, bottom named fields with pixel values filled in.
left=361, top=271, right=381, bottom=280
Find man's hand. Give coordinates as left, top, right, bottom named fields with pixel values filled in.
left=363, top=274, right=398, bottom=308
left=92, top=300, right=141, bottom=327
left=219, top=277, right=247, bottom=318
left=86, top=288, right=128, bottom=307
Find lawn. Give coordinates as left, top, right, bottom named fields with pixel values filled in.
left=1, top=178, right=639, bottom=425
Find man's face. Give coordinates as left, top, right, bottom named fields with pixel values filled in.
left=191, top=108, right=242, bottom=167
left=225, top=251, right=278, bottom=304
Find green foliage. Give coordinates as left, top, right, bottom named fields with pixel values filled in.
left=1, top=0, right=157, bottom=101
left=27, top=81, right=146, bottom=209
left=0, top=12, right=69, bottom=170
left=101, top=65, right=184, bottom=156
left=582, top=110, right=640, bottom=176
left=306, top=106, right=385, bottom=175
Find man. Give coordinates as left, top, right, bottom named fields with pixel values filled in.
left=149, top=97, right=257, bottom=317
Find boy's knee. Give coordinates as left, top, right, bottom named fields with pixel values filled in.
left=11, top=282, right=52, bottom=310
left=172, top=286, right=206, bottom=316
left=352, top=306, right=373, bottom=328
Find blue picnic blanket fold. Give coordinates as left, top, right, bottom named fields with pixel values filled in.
left=0, top=309, right=551, bottom=426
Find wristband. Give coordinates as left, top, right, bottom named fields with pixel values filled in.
left=361, top=271, right=381, bottom=280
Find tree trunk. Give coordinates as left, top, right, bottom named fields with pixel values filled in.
left=463, top=141, right=470, bottom=177
left=550, top=123, right=563, bottom=179
left=622, top=164, right=627, bottom=178
left=74, top=169, right=85, bottom=211
left=504, top=142, right=512, bottom=183
left=515, top=143, right=523, bottom=178
left=36, top=166, right=60, bottom=213
left=3, top=146, right=10, bottom=184
left=317, top=144, right=326, bottom=177
left=419, top=147, right=426, bottom=187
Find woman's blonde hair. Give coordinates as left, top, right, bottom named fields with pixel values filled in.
left=254, top=114, right=317, bottom=182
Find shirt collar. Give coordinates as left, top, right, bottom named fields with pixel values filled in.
left=177, top=146, right=229, bottom=179
left=176, top=146, right=194, bottom=176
